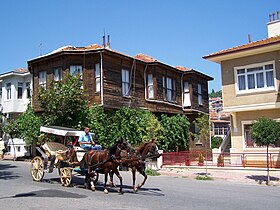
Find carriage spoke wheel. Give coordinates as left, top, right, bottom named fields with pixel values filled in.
left=60, top=167, right=72, bottom=187
left=30, top=156, right=45, bottom=182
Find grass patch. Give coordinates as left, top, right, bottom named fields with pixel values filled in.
left=195, top=175, right=213, bottom=181
left=145, top=168, right=161, bottom=176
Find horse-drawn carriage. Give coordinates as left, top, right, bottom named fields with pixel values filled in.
left=30, top=125, right=161, bottom=194
left=30, top=126, right=98, bottom=187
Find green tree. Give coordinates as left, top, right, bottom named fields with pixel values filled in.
left=86, top=105, right=109, bottom=147
left=209, top=89, right=222, bottom=98
left=194, top=114, right=211, bottom=148
left=106, top=107, right=161, bottom=147
left=251, top=117, right=280, bottom=185
left=2, top=105, right=42, bottom=146
left=159, top=114, right=190, bottom=152
left=211, top=136, right=223, bottom=149
left=37, top=73, right=88, bottom=128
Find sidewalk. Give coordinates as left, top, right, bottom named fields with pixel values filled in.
left=159, top=165, right=280, bottom=186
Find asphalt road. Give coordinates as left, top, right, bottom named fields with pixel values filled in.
left=0, top=160, right=280, bottom=210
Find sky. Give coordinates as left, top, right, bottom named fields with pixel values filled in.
left=0, top=0, right=279, bottom=92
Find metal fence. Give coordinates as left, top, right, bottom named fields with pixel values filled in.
left=162, top=151, right=280, bottom=168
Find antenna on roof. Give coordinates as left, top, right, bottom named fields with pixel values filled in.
left=248, top=34, right=252, bottom=43
left=39, top=43, right=42, bottom=56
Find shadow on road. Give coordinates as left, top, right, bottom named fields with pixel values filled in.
left=246, top=175, right=279, bottom=184
left=42, top=176, right=164, bottom=196
left=0, top=163, right=20, bottom=180
left=0, top=189, right=87, bottom=200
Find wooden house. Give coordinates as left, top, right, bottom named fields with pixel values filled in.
left=28, top=43, right=213, bottom=150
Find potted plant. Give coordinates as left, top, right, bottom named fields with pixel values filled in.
left=217, top=154, right=224, bottom=167
left=197, top=153, right=205, bottom=166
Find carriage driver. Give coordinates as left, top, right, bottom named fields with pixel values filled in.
left=78, top=127, right=102, bottom=151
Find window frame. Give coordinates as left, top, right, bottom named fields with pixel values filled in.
left=95, top=63, right=101, bottom=93
left=26, top=82, right=31, bottom=99
left=39, top=71, right=47, bottom=89
left=122, top=69, right=130, bottom=96
left=147, top=73, right=154, bottom=99
left=6, top=82, right=11, bottom=100
left=17, top=82, right=23, bottom=99
left=234, top=61, right=276, bottom=95
left=162, top=76, right=176, bottom=102
left=70, top=65, right=83, bottom=88
left=198, top=83, right=203, bottom=106
left=54, top=67, right=62, bottom=81
left=183, top=81, right=191, bottom=107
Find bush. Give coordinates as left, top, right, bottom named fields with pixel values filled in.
left=195, top=175, right=213, bottom=181
left=145, top=168, right=161, bottom=176
left=211, top=136, right=223, bottom=149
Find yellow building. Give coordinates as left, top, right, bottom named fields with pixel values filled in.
left=204, top=12, right=280, bottom=167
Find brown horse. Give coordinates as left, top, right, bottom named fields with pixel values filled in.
left=81, top=138, right=130, bottom=194
left=110, top=139, right=161, bottom=192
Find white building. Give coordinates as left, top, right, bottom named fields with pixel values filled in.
left=0, top=68, right=32, bottom=158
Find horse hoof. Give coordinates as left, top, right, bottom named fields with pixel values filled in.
left=133, top=188, right=138, bottom=193
left=118, top=190, right=124, bottom=195
left=104, top=189, right=108, bottom=194
left=91, top=186, right=95, bottom=191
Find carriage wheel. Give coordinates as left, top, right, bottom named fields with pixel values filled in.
left=60, top=167, right=72, bottom=187
left=30, top=156, right=45, bottom=182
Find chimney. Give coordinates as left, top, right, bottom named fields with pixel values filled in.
left=102, top=35, right=106, bottom=48
left=267, top=11, right=280, bottom=37
left=106, top=35, right=111, bottom=49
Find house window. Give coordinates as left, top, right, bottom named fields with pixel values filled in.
left=122, top=69, right=130, bottom=96
left=0, top=86, right=2, bottom=100
left=95, top=63, right=100, bottom=92
left=70, top=65, right=83, bottom=78
left=6, top=83, right=11, bottom=100
left=70, top=65, right=83, bottom=88
left=39, top=71, right=46, bottom=88
left=147, top=74, right=154, bottom=99
left=198, top=83, right=203, bottom=105
left=235, top=61, right=275, bottom=94
left=162, top=76, right=176, bottom=102
left=54, top=67, right=62, bottom=81
left=17, top=82, right=23, bottom=99
left=26, top=82, right=31, bottom=99
left=183, top=81, right=191, bottom=107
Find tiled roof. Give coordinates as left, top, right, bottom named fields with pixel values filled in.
left=175, top=66, right=192, bottom=71
left=30, top=44, right=212, bottom=78
left=133, top=53, right=158, bottom=62
left=203, top=35, right=280, bottom=58
left=12, top=68, right=28, bottom=74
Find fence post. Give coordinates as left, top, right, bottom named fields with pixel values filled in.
left=157, top=150, right=163, bottom=169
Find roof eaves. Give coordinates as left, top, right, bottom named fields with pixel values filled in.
left=203, top=35, right=280, bottom=60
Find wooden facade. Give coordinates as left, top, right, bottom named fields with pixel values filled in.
left=28, top=45, right=213, bottom=150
